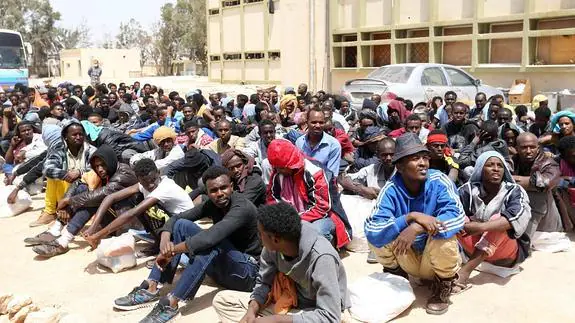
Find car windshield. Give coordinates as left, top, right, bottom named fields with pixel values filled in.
left=0, top=46, right=26, bottom=69
left=368, top=66, right=414, bottom=83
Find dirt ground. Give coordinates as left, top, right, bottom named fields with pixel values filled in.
left=1, top=193, right=574, bottom=323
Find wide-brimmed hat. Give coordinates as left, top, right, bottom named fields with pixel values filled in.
left=392, top=132, right=429, bottom=163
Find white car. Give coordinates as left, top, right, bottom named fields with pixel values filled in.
left=341, top=63, right=504, bottom=109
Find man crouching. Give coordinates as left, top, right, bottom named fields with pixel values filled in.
left=365, top=133, right=464, bottom=315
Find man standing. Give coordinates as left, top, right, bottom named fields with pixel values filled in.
left=297, top=83, right=312, bottom=104
left=295, top=107, right=342, bottom=176
left=88, top=60, right=102, bottom=86
left=365, top=133, right=464, bottom=315
left=512, top=132, right=563, bottom=237
left=213, top=202, right=350, bottom=323
left=112, top=166, right=261, bottom=323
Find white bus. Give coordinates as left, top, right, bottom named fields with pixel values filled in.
left=0, top=29, right=30, bottom=90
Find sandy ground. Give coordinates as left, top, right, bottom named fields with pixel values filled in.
left=1, top=192, right=575, bottom=323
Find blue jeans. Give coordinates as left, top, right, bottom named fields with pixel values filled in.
left=66, top=184, right=142, bottom=236
left=148, top=219, right=259, bottom=300
left=311, top=217, right=336, bottom=245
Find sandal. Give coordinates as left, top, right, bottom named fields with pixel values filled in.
left=451, top=281, right=472, bottom=295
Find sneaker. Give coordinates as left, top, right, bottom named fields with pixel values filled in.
left=114, top=286, right=160, bottom=311
left=32, top=241, right=69, bottom=258
left=24, top=231, right=58, bottom=246
left=366, top=250, right=378, bottom=264
left=29, top=212, right=56, bottom=227
left=139, top=298, right=180, bottom=323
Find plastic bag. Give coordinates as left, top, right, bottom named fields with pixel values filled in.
left=96, top=233, right=137, bottom=273
left=340, top=195, right=376, bottom=253
left=532, top=231, right=572, bottom=253
left=0, top=186, right=32, bottom=218
left=349, top=272, right=415, bottom=323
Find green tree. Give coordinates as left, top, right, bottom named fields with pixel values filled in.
left=155, top=0, right=207, bottom=76
left=57, top=23, right=91, bottom=49
left=116, top=19, right=153, bottom=68
left=0, top=0, right=62, bottom=76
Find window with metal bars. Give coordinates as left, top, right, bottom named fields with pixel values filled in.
left=210, top=55, right=221, bottom=61
left=209, top=9, right=220, bottom=15
left=223, top=53, right=242, bottom=60
left=245, top=52, right=265, bottom=60
left=269, top=51, right=281, bottom=60
left=222, top=0, right=240, bottom=7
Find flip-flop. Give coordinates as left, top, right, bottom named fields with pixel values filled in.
left=451, top=281, right=472, bottom=295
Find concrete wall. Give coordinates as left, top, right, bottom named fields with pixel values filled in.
left=207, top=0, right=329, bottom=91
left=60, top=48, right=141, bottom=80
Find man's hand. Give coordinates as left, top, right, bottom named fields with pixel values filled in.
left=159, top=232, right=174, bottom=256
left=57, top=209, right=71, bottom=223
left=462, top=222, right=486, bottom=236
left=57, top=197, right=70, bottom=210
left=10, top=135, right=21, bottom=147
left=239, top=300, right=260, bottom=323
left=63, top=170, right=81, bottom=183
left=155, top=253, right=173, bottom=271
left=4, top=174, right=15, bottom=186
left=83, top=234, right=101, bottom=250
left=359, top=187, right=380, bottom=200
left=408, top=212, right=444, bottom=235
left=393, top=224, right=422, bottom=256
left=82, top=225, right=99, bottom=238
left=7, top=188, right=19, bottom=204
left=508, top=146, right=517, bottom=156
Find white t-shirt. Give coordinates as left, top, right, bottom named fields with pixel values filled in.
left=138, top=176, right=194, bottom=215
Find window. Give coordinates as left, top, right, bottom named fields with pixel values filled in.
left=445, top=68, right=474, bottom=86
left=222, top=0, right=240, bottom=7
left=210, top=55, right=221, bottom=61
left=223, top=53, right=241, bottom=60
left=245, top=52, right=264, bottom=60
left=421, top=68, right=447, bottom=86
left=368, top=66, right=414, bottom=83
left=244, top=0, right=263, bottom=3
left=268, top=51, right=281, bottom=60
left=209, top=9, right=220, bottom=15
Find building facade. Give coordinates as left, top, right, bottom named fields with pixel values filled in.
left=60, top=48, right=142, bottom=81
left=208, top=0, right=575, bottom=94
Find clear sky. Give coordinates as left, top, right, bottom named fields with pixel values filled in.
left=50, top=0, right=174, bottom=46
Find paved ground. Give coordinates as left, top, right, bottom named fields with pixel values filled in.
left=1, top=190, right=574, bottom=323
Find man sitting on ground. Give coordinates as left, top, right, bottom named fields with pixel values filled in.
left=426, top=130, right=459, bottom=182
left=129, top=126, right=185, bottom=174
left=208, top=119, right=246, bottom=154
left=267, top=139, right=352, bottom=249
left=295, top=107, right=342, bottom=176
left=28, top=145, right=138, bottom=257
left=365, top=133, right=464, bottom=315
left=512, top=132, right=563, bottom=237
left=112, top=166, right=262, bottom=323
left=83, top=158, right=195, bottom=249
left=213, top=202, right=351, bottom=323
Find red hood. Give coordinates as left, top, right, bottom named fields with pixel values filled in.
left=267, top=139, right=304, bottom=169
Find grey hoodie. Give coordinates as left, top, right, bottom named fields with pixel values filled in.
left=251, top=223, right=350, bottom=323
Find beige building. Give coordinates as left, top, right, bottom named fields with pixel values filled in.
left=207, top=0, right=575, bottom=95
left=60, top=48, right=142, bottom=80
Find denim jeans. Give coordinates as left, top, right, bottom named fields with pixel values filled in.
left=66, top=184, right=140, bottom=236
left=310, top=217, right=336, bottom=245
left=148, top=219, right=259, bottom=301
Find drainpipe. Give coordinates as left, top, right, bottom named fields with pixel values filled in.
left=309, top=0, right=315, bottom=91
left=325, top=0, right=331, bottom=92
